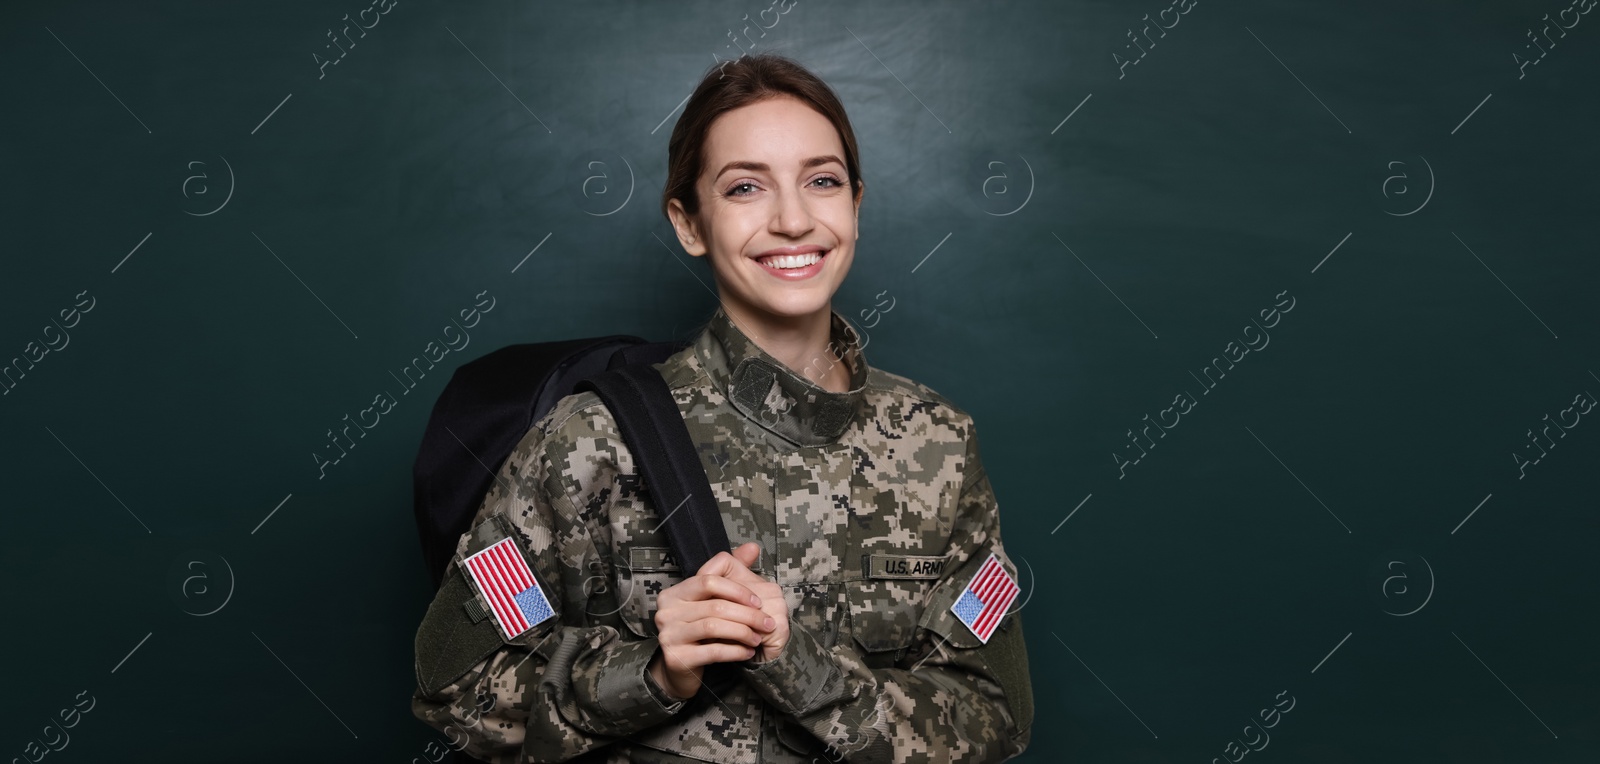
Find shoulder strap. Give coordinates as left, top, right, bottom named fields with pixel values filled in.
left=575, top=365, right=729, bottom=576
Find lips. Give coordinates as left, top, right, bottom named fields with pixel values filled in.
left=751, top=246, right=830, bottom=280
left=759, top=251, right=825, bottom=269
left=754, top=244, right=826, bottom=259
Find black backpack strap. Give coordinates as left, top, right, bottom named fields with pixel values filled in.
left=578, top=364, right=743, bottom=704
left=575, top=365, right=730, bottom=576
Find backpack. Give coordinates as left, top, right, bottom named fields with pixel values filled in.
left=412, top=333, right=732, bottom=589
left=410, top=333, right=752, bottom=762
left=411, top=332, right=746, bottom=764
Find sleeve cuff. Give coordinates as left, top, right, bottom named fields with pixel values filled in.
left=740, top=625, right=848, bottom=717
left=641, top=648, right=690, bottom=711
left=590, top=637, right=685, bottom=723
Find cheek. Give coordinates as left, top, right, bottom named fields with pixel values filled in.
left=822, top=197, right=858, bottom=232
left=707, top=209, right=762, bottom=257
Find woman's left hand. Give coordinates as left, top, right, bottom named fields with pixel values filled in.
left=698, top=542, right=790, bottom=661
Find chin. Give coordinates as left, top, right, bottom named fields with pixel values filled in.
left=750, top=294, right=834, bottom=322
left=755, top=268, right=849, bottom=317
left=718, top=254, right=850, bottom=322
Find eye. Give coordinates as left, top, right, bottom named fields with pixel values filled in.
left=725, top=182, right=758, bottom=197
left=812, top=175, right=843, bottom=189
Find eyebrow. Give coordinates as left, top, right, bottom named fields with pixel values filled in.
left=713, top=155, right=845, bottom=182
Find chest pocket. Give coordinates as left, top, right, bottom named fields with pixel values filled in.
left=846, top=555, right=948, bottom=655
left=844, top=474, right=955, bottom=659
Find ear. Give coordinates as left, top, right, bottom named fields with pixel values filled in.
left=853, top=179, right=865, bottom=241
left=667, top=198, right=708, bottom=257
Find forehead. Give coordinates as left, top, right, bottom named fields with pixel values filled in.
left=701, top=95, right=844, bottom=172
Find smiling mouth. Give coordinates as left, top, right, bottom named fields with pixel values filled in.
left=757, top=250, right=827, bottom=269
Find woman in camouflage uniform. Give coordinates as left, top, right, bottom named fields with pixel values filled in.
left=413, top=53, right=1033, bottom=763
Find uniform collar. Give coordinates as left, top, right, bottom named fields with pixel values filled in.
left=695, top=305, right=868, bottom=447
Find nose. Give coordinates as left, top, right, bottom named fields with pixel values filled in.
left=768, top=183, right=815, bottom=238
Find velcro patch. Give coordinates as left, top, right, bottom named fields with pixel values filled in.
left=460, top=537, right=555, bottom=641
left=624, top=545, right=762, bottom=574
left=629, top=546, right=680, bottom=572
left=950, top=553, right=1019, bottom=644
left=863, top=553, right=949, bottom=580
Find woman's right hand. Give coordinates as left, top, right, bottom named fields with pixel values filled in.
left=647, top=542, right=776, bottom=701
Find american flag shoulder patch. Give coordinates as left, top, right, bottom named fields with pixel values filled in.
left=461, top=536, right=555, bottom=641
left=950, top=552, right=1020, bottom=644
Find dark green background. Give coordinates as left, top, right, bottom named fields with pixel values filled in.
left=2, top=0, right=1596, bottom=761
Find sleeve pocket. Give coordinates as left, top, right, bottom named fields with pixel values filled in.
left=916, top=554, right=999, bottom=650
left=616, top=545, right=686, bottom=639
left=414, top=564, right=511, bottom=696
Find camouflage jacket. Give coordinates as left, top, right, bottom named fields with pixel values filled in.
left=412, top=305, right=1033, bottom=763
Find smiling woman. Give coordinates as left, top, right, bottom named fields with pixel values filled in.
left=663, top=58, right=866, bottom=394
left=411, top=53, right=1033, bottom=764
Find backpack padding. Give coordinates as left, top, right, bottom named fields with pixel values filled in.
left=413, top=335, right=646, bottom=589
left=607, top=339, right=688, bottom=371
left=574, top=365, right=730, bottom=578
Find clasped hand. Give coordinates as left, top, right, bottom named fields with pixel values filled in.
left=645, top=542, right=790, bottom=701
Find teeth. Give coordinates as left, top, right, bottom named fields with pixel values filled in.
left=762, top=252, right=824, bottom=269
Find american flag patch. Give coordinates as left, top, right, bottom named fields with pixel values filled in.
left=462, top=537, right=555, bottom=640
left=950, top=552, right=1019, bottom=643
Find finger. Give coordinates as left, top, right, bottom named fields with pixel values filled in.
left=673, top=598, right=775, bottom=633
left=662, top=641, right=758, bottom=670
left=655, top=578, right=765, bottom=635
left=731, top=541, right=760, bottom=569
left=723, top=561, right=768, bottom=587
left=699, top=548, right=768, bottom=587
left=696, top=550, right=745, bottom=578
left=658, top=634, right=758, bottom=666
left=678, top=572, right=764, bottom=608
left=666, top=616, right=764, bottom=647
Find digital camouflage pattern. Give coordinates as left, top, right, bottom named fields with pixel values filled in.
left=412, top=304, right=1033, bottom=763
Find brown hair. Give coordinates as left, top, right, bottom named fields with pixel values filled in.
left=661, top=54, right=864, bottom=222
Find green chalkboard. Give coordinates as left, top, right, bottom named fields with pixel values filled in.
left=2, top=0, right=1596, bottom=761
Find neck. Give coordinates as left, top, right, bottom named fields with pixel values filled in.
left=721, top=300, right=848, bottom=393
